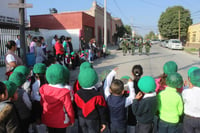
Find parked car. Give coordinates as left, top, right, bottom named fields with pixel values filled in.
left=161, top=40, right=168, bottom=48
left=151, top=39, right=160, bottom=45
left=168, top=39, right=183, bottom=50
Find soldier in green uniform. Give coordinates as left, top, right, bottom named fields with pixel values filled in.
left=145, top=39, right=151, bottom=56
left=130, top=38, right=136, bottom=55
left=121, top=38, right=129, bottom=56
left=138, top=38, right=143, bottom=55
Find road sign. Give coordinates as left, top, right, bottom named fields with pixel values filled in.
left=8, top=3, right=33, bottom=8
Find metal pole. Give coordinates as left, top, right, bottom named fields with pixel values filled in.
left=104, top=0, right=107, bottom=51
left=179, top=10, right=181, bottom=40
left=19, top=0, right=27, bottom=64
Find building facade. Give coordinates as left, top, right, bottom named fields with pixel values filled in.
left=30, top=1, right=123, bottom=50
left=30, top=12, right=94, bottom=50
left=187, top=23, right=200, bottom=47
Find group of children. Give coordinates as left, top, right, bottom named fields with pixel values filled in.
left=0, top=60, right=200, bottom=133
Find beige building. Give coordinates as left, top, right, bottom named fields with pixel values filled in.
left=187, top=23, right=200, bottom=47
left=85, top=1, right=123, bottom=46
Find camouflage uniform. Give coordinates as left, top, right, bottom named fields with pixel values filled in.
left=130, top=38, right=136, bottom=55
left=145, top=40, right=151, bottom=55
left=121, top=38, right=129, bottom=56
left=138, top=38, right=143, bottom=55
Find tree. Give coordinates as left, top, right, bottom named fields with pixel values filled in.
left=116, top=25, right=126, bottom=38
left=124, top=25, right=132, bottom=36
left=158, top=6, right=192, bottom=39
left=145, top=31, right=158, bottom=40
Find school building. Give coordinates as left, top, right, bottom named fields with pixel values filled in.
left=30, top=1, right=123, bottom=50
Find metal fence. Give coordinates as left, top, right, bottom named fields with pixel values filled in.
left=0, top=28, right=19, bottom=66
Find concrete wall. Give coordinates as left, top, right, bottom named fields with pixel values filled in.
left=187, top=23, right=200, bottom=45
left=38, top=29, right=81, bottom=51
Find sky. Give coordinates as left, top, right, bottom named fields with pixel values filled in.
left=26, top=0, right=200, bottom=36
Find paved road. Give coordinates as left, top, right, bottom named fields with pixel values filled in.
left=91, top=45, right=200, bottom=82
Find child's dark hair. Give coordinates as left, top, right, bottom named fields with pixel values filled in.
left=0, top=81, right=7, bottom=95
left=110, top=79, right=124, bottom=95
left=6, top=40, right=16, bottom=49
left=132, top=65, right=143, bottom=80
left=159, top=73, right=167, bottom=86
left=35, top=73, right=46, bottom=87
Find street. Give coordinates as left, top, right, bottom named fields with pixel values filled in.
left=91, top=45, right=200, bottom=83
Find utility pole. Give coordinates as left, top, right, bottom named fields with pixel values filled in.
left=104, top=0, right=107, bottom=51
left=8, top=1, right=32, bottom=65
left=19, top=0, right=26, bottom=64
left=179, top=10, right=181, bottom=40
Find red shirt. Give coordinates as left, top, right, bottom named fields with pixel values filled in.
left=55, top=41, right=64, bottom=55
left=39, top=84, right=74, bottom=128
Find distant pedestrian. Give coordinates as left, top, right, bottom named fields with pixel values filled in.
left=29, top=37, right=37, bottom=54
left=51, top=35, right=58, bottom=56
left=15, top=35, right=21, bottom=57
left=27, top=34, right=32, bottom=52
left=35, top=40, right=47, bottom=63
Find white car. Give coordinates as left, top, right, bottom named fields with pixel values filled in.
left=168, top=39, right=183, bottom=50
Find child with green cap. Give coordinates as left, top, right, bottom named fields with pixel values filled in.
left=3, top=80, right=18, bottom=101
left=183, top=66, right=199, bottom=89
left=131, top=76, right=157, bottom=133
left=157, top=72, right=184, bottom=133
left=9, top=72, right=32, bottom=133
left=155, top=61, right=178, bottom=93
left=103, top=68, right=135, bottom=133
left=13, top=65, right=31, bottom=94
left=39, top=64, right=74, bottom=133
left=30, top=63, right=47, bottom=130
left=0, top=81, right=21, bottom=132
left=182, top=68, right=200, bottom=132
left=75, top=67, right=107, bottom=133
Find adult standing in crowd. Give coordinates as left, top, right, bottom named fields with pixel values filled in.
left=39, top=36, right=48, bottom=55
left=80, top=36, right=86, bottom=51
left=29, top=37, right=37, bottom=54
left=26, top=34, right=32, bottom=52
left=52, top=35, right=58, bottom=56
left=67, top=37, right=73, bottom=54
left=55, top=37, right=65, bottom=65
left=5, top=40, right=23, bottom=78
left=15, top=35, right=21, bottom=57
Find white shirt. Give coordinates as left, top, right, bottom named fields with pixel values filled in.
left=103, top=70, right=136, bottom=107
left=6, top=54, right=16, bottom=63
left=51, top=39, right=56, bottom=47
left=15, top=39, right=20, bottom=48
left=22, top=90, right=32, bottom=110
left=31, top=80, right=41, bottom=101
left=182, top=87, right=200, bottom=117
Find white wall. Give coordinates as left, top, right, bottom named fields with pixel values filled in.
left=39, top=29, right=81, bottom=51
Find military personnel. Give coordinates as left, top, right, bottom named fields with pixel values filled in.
left=130, top=38, right=136, bottom=55
left=121, top=38, right=129, bottom=56
left=145, top=39, right=151, bottom=55
left=138, top=38, right=143, bottom=55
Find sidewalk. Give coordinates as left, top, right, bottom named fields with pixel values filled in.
left=0, top=66, right=6, bottom=81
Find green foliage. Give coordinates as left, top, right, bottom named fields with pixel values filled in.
left=116, top=25, right=126, bottom=37
left=124, top=25, right=132, bottom=35
left=145, top=31, right=158, bottom=40
left=158, top=6, right=192, bottom=39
